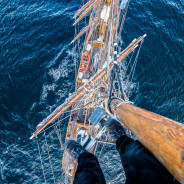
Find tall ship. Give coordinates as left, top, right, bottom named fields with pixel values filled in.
left=30, top=0, right=184, bottom=183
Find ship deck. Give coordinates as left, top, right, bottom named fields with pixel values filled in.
left=62, top=0, right=121, bottom=180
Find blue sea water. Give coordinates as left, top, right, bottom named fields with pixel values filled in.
left=0, top=0, right=184, bottom=183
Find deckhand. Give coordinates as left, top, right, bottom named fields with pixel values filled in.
left=65, top=118, right=179, bottom=184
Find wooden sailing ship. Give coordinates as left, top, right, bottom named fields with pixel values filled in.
left=30, top=0, right=184, bottom=183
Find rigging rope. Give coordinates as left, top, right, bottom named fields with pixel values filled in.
left=41, top=96, right=101, bottom=134
left=36, top=137, right=47, bottom=184
left=44, top=131, right=56, bottom=184
left=130, top=39, right=144, bottom=82
left=117, top=0, right=130, bottom=49
left=54, top=125, right=64, bottom=149
left=108, top=42, right=126, bottom=112
left=122, top=47, right=135, bottom=80
left=106, top=0, right=114, bottom=76
left=125, top=38, right=144, bottom=87
left=74, top=20, right=78, bottom=81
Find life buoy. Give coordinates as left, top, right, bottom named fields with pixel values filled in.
left=80, top=52, right=89, bottom=71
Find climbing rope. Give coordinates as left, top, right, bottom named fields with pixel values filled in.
left=54, top=125, right=63, bottom=149
left=117, top=0, right=130, bottom=49
left=106, top=0, right=114, bottom=76
left=130, top=39, right=144, bottom=82
left=122, top=47, right=136, bottom=81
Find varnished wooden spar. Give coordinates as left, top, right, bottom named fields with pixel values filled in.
left=110, top=99, right=184, bottom=183
left=74, top=0, right=96, bottom=18
left=73, top=0, right=102, bottom=25
left=70, top=17, right=99, bottom=44
left=30, top=35, right=146, bottom=139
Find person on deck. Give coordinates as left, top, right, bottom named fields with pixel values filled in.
left=65, top=119, right=179, bottom=184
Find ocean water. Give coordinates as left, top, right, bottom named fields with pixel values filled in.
left=0, top=0, right=183, bottom=183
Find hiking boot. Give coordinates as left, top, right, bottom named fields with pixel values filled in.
left=65, top=140, right=88, bottom=162
left=105, top=118, right=125, bottom=141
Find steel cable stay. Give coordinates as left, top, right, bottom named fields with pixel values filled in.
left=106, top=0, right=114, bottom=76
left=70, top=86, right=101, bottom=125
left=125, top=38, right=144, bottom=90
left=97, top=139, right=105, bottom=159
left=84, top=85, right=108, bottom=134
left=36, top=129, right=65, bottom=183
left=36, top=136, right=47, bottom=184
left=108, top=36, right=144, bottom=108
left=50, top=102, right=89, bottom=116
left=44, top=131, right=56, bottom=184
left=54, top=124, right=64, bottom=152
left=74, top=19, right=78, bottom=80
left=69, top=93, right=92, bottom=110
left=71, top=89, right=103, bottom=111
left=38, top=97, right=104, bottom=136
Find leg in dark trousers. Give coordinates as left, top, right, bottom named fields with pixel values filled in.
left=67, top=118, right=179, bottom=184
left=73, top=152, right=106, bottom=184
left=116, top=135, right=180, bottom=184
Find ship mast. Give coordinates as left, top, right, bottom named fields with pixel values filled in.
left=110, top=98, right=184, bottom=183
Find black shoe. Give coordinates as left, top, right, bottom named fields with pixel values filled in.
left=105, top=118, right=125, bottom=141
left=65, top=140, right=88, bottom=162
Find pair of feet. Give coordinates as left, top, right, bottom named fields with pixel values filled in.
left=65, top=118, right=125, bottom=161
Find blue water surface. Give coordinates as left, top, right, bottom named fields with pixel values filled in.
left=0, top=0, right=183, bottom=183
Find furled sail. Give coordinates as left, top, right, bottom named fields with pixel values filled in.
left=73, top=0, right=102, bottom=25
left=74, top=0, right=96, bottom=18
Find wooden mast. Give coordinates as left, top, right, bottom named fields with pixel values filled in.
left=30, top=35, right=146, bottom=139
left=110, top=99, right=184, bottom=183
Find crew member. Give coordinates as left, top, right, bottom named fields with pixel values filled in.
left=65, top=119, right=179, bottom=184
